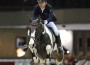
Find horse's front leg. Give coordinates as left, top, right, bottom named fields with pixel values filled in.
left=46, top=45, right=52, bottom=65
left=30, top=50, right=39, bottom=65
left=29, top=38, right=39, bottom=65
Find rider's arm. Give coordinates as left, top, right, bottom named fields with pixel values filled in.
left=46, top=4, right=57, bottom=22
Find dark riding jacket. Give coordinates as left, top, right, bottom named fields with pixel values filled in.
left=32, top=4, right=57, bottom=22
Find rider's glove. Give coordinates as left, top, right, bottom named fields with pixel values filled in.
left=44, top=20, right=48, bottom=25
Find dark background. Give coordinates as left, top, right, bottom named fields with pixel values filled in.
left=0, top=0, right=90, bottom=11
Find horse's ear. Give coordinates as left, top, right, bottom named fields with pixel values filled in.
left=28, top=15, right=32, bottom=23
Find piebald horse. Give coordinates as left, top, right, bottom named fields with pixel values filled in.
left=28, top=17, right=64, bottom=65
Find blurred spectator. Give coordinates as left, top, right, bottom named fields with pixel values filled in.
left=63, top=59, right=69, bottom=65
left=68, top=54, right=76, bottom=65
left=69, top=59, right=76, bottom=65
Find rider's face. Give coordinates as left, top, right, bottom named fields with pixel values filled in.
left=38, top=2, right=46, bottom=9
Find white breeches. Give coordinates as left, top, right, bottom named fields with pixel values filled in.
left=47, top=22, right=59, bottom=36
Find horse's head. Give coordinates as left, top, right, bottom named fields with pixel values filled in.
left=28, top=15, right=44, bottom=33
left=31, top=19, right=44, bottom=34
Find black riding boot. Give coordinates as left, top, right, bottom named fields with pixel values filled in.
left=55, top=35, right=61, bottom=48
left=55, top=35, right=63, bottom=53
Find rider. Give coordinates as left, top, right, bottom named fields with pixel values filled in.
left=32, top=0, right=62, bottom=53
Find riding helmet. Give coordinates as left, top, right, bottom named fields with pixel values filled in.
left=37, top=0, right=47, bottom=3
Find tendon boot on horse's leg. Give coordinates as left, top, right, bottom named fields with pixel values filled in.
left=55, top=35, right=63, bottom=54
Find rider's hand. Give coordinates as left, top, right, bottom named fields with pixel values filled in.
left=44, top=20, right=48, bottom=25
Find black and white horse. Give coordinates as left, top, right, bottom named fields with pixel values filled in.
left=28, top=17, right=64, bottom=65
